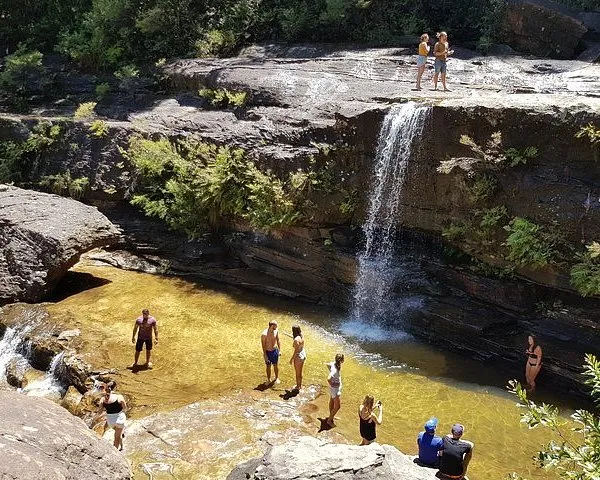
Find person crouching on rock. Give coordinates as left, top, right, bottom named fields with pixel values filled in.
left=326, top=353, right=344, bottom=426
left=132, top=308, right=158, bottom=369
left=96, top=381, right=127, bottom=450
left=358, top=394, right=383, bottom=445
left=439, top=423, right=474, bottom=480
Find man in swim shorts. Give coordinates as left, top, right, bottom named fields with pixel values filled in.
left=261, top=320, right=281, bottom=384
left=132, top=309, right=158, bottom=368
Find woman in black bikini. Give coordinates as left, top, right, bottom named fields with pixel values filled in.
left=525, top=334, right=543, bottom=392
left=358, top=394, right=383, bottom=445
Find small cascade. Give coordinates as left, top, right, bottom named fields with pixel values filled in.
left=352, top=102, right=430, bottom=325
left=0, top=324, right=36, bottom=382
left=20, top=351, right=66, bottom=397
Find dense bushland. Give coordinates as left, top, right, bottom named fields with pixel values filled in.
left=2, top=0, right=593, bottom=71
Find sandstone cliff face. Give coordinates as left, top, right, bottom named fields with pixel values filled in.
left=0, top=391, right=132, bottom=480
left=0, top=185, right=120, bottom=304
left=0, top=45, right=599, bottom=392
left=502, top=0, right=588, bottom=59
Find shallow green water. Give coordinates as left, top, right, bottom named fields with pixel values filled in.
left=48, top=262, right=558, bottom=480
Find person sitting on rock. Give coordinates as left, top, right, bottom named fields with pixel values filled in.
left=96, top=381, right=127, bottom=451
left=131, top=308, right=158, bottom=369
left=439, top=423, right=474, bottom=480
left=417, top=417, right=443, bottom=466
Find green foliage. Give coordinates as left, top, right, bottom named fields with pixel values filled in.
left=89, top=119, right=109, bottom=137
left=577, top=124, right=600, bottom=146
left=198, top=88, right=248, bottom=108
left=73, top=102, right=97, bottom=119
left=125, top=136, right=304, bottom=235
left=570, top=242, right=600, bottom=297
left=114, top=64, right=139, bottom=80
left=195, top=30, right=238, bottom=57
left=503, top=217, right=558, bottom=268
left=479, top=205, right=508, bottom=231
left=339, top=189, right=359, bottom=216
left=439, top=132, right=537, bottom=174
left=442, top=222, right=470, bottom=242
left=508, top=354, right=600, bottom=480
left=0, top=46, right=49, bottom=110
left=95, top=82, right=111, bottom=100
left=466, top=174, right=499, bottom=203
left=504, top=146, right=538, bottom=167
left=39, top=171, right=89, bottom=199
left=0, top=121, right=64, bottom=183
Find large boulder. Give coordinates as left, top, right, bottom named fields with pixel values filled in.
left=0, top=391, right=132, bottom=480
left=0, top=185, right=120, bottom=304
left=227, top=435, right=437, bottom=480
left=502, top=0, right=588, bottom=59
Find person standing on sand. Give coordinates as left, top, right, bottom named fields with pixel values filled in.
left=261, top=320, right=281, bottom=384
left=326, top=353, right=344, bottom=426
left=416, top=33, right=430, bottom=90
left=525, top=334, right=543, bottom=392
left=433, top=31, right=454, bottom=92
left=95, top=381, right=127, bottom=451
left=287, top=324, right=306, bottom=391
left=131, top=309, right=158, bottom=368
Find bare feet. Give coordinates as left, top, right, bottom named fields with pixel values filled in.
left=147, top=362, right=153, bottom=369
left=274, top=378, right=281, bottom=384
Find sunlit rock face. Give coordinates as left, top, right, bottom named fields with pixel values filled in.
left=0, top=185, right=120, bottom=305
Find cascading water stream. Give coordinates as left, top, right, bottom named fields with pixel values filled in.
left=352, top=102, right=430, bottom=326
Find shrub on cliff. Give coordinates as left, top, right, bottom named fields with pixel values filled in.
left=125, top=136, right=302, bottom=236
left=503, top=217, right=561, bottom=269
left=508, top=353, right=600, bottom=480
left=570, top=242, right=600, bottom=297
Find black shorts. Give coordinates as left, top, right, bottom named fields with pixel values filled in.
left=135, top=338, right=153, bottom=352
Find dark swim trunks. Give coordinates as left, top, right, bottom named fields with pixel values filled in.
left=265, top=348, right=279, bottom=365
left=136, top=338, right=153, bottom=352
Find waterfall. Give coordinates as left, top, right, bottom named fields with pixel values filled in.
left=352, top=102, right=429, bottom=324
left=0, top=321, right=65, bottom=397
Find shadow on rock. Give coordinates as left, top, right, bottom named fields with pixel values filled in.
left=48, top=271, right=112, bottom=302
left=279, top=388, right=299, bottom=400
left=317, top=417, right=334, bottom=433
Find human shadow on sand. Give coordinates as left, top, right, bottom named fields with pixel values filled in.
left=127, top=364, right=152, bottom=374
left=279, top=388, right=299, bottom=400
left=254, top=381, right=275, bottom=391
left=317, top=417, right=334, bottom=433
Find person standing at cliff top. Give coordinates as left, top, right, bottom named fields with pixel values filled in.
left=415, top=33, right=430, bottom=90
left=261, top=320, right=281, bottom=384
left=433, top=31, right=454, bottom=92
left=131, top=309, right=158, bottom=369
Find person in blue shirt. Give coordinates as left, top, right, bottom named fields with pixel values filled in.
left=417, top=417, right=443, bottom=466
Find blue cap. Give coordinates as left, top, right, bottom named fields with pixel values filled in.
left=424, top=417, right=438, bottom=432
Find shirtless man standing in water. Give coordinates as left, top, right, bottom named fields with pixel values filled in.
left=261, top=320, right=281, bottom=384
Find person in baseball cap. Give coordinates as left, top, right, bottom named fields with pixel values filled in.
left=417, top=417, right=443, bottom=466
left=439, top=423, right=474, bottom=479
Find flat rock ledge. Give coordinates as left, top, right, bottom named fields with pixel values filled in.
left=228, top=435, right=438, bottom=480
left=0, top=391, right=132, bottom=480
left=0, top=185, right=120, bottom=305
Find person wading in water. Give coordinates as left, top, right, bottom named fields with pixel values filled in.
left=131, top=308, right=158, bottom=369
left=261, top=320, right=281, bottom=384
left=525, top=334, right=543, bottom=391
left=326, top=353, right=345, bottom=426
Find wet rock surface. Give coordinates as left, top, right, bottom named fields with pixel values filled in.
left=228, top=435, right=437, bottom=480
left=0, top=391, right=132, bottom=480
left=0, top=185, right=120, bottom=305
left=125, top=385, right=339, bottom=479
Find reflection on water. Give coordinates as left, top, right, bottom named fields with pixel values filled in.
left=47, top=262, right=560, bottom=480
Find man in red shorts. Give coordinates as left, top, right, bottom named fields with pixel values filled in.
left=131, top=309, right=158, bottom=368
